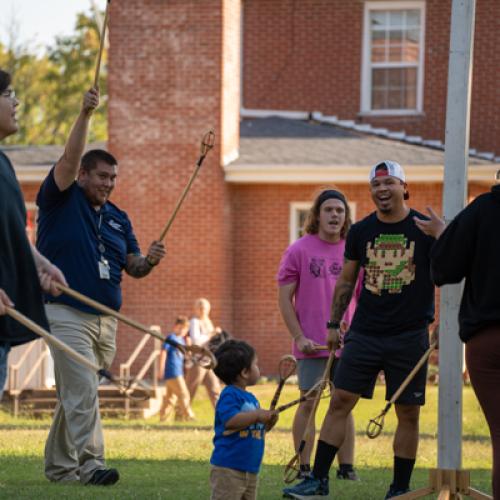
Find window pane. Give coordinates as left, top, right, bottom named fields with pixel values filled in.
left=372, top=69, right=387, bottom=86
left=388, top=70, right=402, bottom=86
left=372, top=29, right=386, bottom=43
left=371, top=45, right=387, bottom=62
left=371, top=68, right=418, bottom=110
left=388, top=45, right=403, bottom=62
left=388, top=90, right=402, bottom=108
left=406, top=68, right=417, bottom=86
left=298, top=210, right=308, bottom=238
left=390, top=30, right=403, bottom=43
left=404, top=86, right=417, bottom=108
left=406, top=10, right=421, bottom=27
left=370, top=11, right=387, bottom=28
left=372, top=89, right=387, bottom=110
left=403, top=43, right=419, bottom=62
left=406, top=28, right=420, bottom=43
left=389, top=10, right=404, bottom=27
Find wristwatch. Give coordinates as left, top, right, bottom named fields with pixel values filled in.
left=326, top=320, right=340, bottom=329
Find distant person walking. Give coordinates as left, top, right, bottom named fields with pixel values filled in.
left=185, top=298, right=221, bottom=408
left=158, top=316, right=195, bottom=422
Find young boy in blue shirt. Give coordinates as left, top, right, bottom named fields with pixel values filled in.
left=158, top=316, right=195, bottom=421
left=210, top=340, right=279, bottom=500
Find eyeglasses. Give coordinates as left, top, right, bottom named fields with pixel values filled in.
left=1, top=89, right=16, bottom=100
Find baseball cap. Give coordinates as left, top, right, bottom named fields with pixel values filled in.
left=369, top=161, right=406, bottom=183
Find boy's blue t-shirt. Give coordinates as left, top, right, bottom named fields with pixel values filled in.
left=163, top=334, right=185, bottom=379
left=210, top=385, right=265, bottom=474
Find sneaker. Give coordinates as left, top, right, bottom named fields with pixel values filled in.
left=336, top=468, right=360, bottom=481
left=86, top=468, right=120, bottom=486
left=384, top=485, right=410, bottom=499
left=282, top=475, right=329, bottom=498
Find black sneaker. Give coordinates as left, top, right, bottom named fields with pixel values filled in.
left=336, top=468, right=360, bottom=481
left=87, top=468, right=120, bottom=486
left=384, top=485, right=410, bottom=499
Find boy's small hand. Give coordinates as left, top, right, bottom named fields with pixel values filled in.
left=265, top=411, right=279, bottom=432
left=256, top=409, right=275, bottom=424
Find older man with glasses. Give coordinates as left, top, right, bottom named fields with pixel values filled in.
left=0, top=69, right=67, bottom=402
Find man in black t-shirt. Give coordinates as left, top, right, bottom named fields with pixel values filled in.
left=0, top=69, right=66, bottom=400
left=284, top=161, right=442, bottom=500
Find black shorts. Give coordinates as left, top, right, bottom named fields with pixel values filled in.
left=333, top=328, right=429, bottom=405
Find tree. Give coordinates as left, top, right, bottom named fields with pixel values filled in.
left=0, top=11, right=107, bottom=145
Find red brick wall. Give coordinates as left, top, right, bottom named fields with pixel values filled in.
left=107, top=0, right=236, bottom=370
left=243, top=0, right=364, bottom=118
left=20, top=183, right=41, bottom=202
left=243, top=0, right=500, bottom=156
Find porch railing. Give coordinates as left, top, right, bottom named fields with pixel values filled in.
left=119, top=325, right=163, bottom=417
left=8, top=341, right=50, bottom=416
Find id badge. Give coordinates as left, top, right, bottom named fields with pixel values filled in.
left=98, top=259, right=110, bottom=280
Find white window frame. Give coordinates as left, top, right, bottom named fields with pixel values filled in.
left=360, top=1, right=426, bottom=116
left=289, top=202, right=312, bottom=243
left=289, top=202, right=357, bottom=243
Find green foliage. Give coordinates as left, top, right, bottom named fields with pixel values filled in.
left=0, top=12, right=107, bottom=145
left=0, top=385, right=493, bottom=498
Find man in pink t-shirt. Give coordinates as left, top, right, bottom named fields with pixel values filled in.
left=277, top=188, right=360, bottom=484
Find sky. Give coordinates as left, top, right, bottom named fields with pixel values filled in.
left=0, top=0, right=107, bottom=53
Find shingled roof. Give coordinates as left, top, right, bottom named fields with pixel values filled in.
left=3, top=142, right=106, bottom=182
left=224, top=117, right=497, bottom=184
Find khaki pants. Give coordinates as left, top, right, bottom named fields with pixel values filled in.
left=44, top=304, right=117, bottom=484
left=159, top=376, right=194, bottom=420
left=210, top=465, right=258, bottom=500
left=185, top=364, right=220, bottom=408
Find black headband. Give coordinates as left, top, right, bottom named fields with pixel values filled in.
left=317, top=190, right=347, bottom=208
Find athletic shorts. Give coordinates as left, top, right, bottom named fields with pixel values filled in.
left=296, top=357, right=336, bottom=391
left=333, top=328, right=429, bottom=405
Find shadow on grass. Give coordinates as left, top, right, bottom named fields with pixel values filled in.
left=0, top=455, right=492, bottom=500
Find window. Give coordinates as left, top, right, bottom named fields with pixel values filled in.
left=289, top=202, right=357, bottom=243
left=361, top=1, right=425, bottom=115
left=290, top=203, right=311, bottom=242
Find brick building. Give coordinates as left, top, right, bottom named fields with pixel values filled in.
left=10, top=0, right=500, bottom=376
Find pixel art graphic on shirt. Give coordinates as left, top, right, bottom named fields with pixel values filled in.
left=365, top=234, right=415, bottom=295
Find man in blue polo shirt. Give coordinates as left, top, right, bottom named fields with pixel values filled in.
left=36, top=88, right=166, bottom=486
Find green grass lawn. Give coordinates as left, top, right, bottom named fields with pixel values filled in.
left=0, top=384, right=492, bottom=499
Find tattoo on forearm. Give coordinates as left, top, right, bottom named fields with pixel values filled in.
left=127, top=256, right=153, bottom=278
left=331, top=283, right=355, bottom=323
